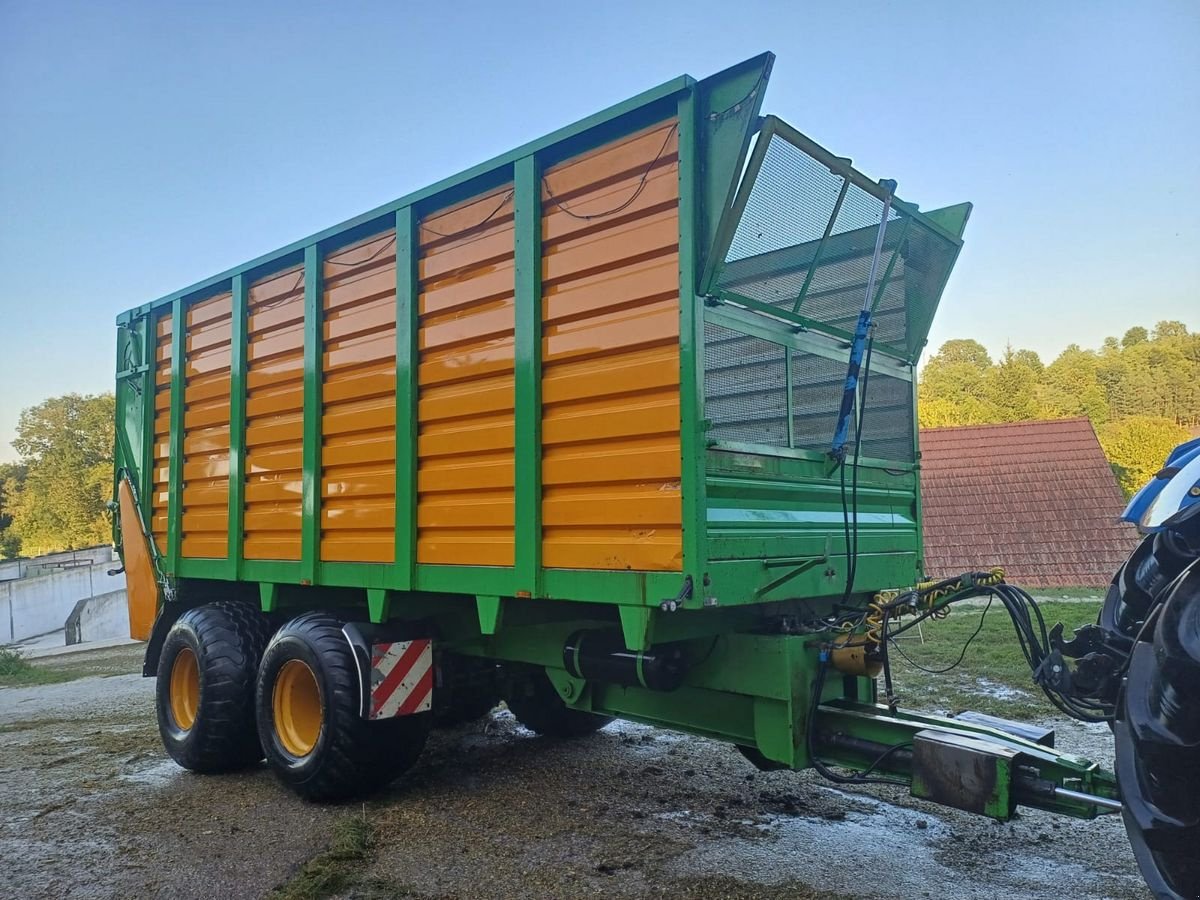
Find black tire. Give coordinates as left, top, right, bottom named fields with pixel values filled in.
left=155, top=600, right=273, bottom=773
left=1114, top=560, right=1200, bottom=900
left=433, top=654, right=500, bottom=727
left=504, top=668, right=612, bottom=738
left=256, top=612, right=430, bottom=802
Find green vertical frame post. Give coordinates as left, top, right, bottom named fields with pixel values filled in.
left=784, top=347, right=795, bottom=448
left=911, top=372, right=925, bottom=578
left=676, top=88, right=707, bottom=602
left=165, top=297, right=186, bottom=575
left=791, top=176, right=850, bottom=314
left=226, top=273, right=248, bottom=578
left=139, top=314, right=157, bottom=525
left=300, top=245, right=323, bottom=584
left=393, top=207, right=418, bottom=589
left=513, top=155, right=543, bottom=597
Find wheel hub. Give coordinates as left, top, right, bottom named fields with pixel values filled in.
left=168, top=647, right=200, bottom=731
left=273, top=659, right=323, bottom=757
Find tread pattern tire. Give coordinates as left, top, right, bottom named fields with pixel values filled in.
left=504, top=668, right=612, bottom=738
left=1114, top=559, right=1200, bottom=900
left=155, top=600, right=273, bottom=773
left=433, top=654, right=500, bottom=728
left=256, top=612, right=429, bottom=802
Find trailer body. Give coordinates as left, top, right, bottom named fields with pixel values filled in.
left=113, top=53, right=1117, bottom=825
left=115, top=53, right=961, bottom=632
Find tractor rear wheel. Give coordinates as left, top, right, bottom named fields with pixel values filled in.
left=256, top=612, right=429, bottom=802
left=155, top=600, right=272, bottom=773
left=504, top=667, right=612, bottom=738
left=1114, top=559, right=1200, bottom=900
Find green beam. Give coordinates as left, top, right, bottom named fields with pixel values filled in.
left=791, top=175, right=850, bottom=313
left=703, top=303, right=912, bottom=378
left=695, top=51, right=774, bottom=293
left=700, top=104, right=773, bottom=297
left=300, top=245, right=322, bottom=584
left=226, top=273, right=248, bottom=578
left=513, top=155, right=543, bottom=597
left=393, top=207, right=418, bottom=589
left=912, top=378, right=926, bottom=578
left=677, top=87, right=707, bottom=606
left=367, top=588, right=391, bottom=624
left=784, top=348, right=795, bottom=448
left=139, top=313, right=156, bottom=526
left=165, top=297, right=185, bottom=575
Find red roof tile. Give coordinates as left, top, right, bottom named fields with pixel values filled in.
left=919, top=418, right=1139, bottom=588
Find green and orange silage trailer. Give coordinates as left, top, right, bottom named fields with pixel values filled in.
left=112, top=53, right=1120, bottom=825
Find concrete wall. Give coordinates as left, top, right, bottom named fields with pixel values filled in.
left=0, top=546, right=117, bottom=583
left=65, top=590, right=131, bottom=645
left=1, top=562, right=127, bottom=644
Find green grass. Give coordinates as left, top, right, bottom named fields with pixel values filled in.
left=268, top=815, right=375, bottom=900
left=0, top=646, right=72, bottom=687
left=886, top=599, right=1104, bottom=720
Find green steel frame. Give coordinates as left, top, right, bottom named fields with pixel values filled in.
left=112, top=51, right=1122, bottom=824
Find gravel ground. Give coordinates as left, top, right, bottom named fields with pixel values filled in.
left=0, top=644, right=1148, bottom=900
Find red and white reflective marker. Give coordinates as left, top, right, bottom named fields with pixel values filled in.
left=369, top=640, right=433, bottom=719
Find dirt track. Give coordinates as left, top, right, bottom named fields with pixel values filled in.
left=0, top=644, right=1148, bottom=899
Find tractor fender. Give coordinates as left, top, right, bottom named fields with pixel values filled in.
left=1122, top=439, right=1200, bottom=533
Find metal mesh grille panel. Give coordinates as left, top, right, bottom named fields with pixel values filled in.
left=856, top=369, right=914, bottom=462
left=726, top=135, right=845, bottom=268
left=704, top=324, right=788, bottom=445
left=704, top=325, right=915, bottom=462
left=716, top=129, right=957, bottom=358
left=790, top=351, right=845, bottom=455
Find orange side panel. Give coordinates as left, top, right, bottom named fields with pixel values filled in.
left=539, top=119, right=682, bottom=571
left=320, top=231, right=398, bottom=563
left=244, top=267, right=305, bottom=560
left=119, top=478, right=158, bottom=641
left=416, top=186, right=516, bottom=566
left=180, top=292, right=232, bottom=559
left=150, top=312, right=172, bottom=556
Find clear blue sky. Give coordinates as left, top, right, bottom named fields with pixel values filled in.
left=1, top=0, right=1197, bottom=461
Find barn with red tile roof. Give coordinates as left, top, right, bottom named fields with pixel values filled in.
left=918, top=417, right=1138, bottom=588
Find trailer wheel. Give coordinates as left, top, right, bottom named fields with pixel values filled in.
left=256, top=612, right=429, bottom=802
left=504, top=668, right=612, bottom=738
left=434, top=654, right=500, bottom=727
left=155, top=600, right=273, bottom=773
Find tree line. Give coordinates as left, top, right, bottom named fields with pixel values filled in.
left=918, top=321, right=1198, bottom=496
left=0, top=394, right=114, bottom=559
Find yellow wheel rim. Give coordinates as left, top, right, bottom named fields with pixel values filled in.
left=169, top=647, right=200, bottom=731
left=273, top=659, right=323, bottom=757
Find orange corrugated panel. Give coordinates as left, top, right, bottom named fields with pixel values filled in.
left=416, top=186, right=516, bottom=566
left=539, top=119, right=682, bottom=571
left=150, top=312, right=172, bottom=556
left=180, top=292, right=232, bottom=559
left=244, top=267, right=305, bottom=560
left=320, top=231, right=398, bottom=563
